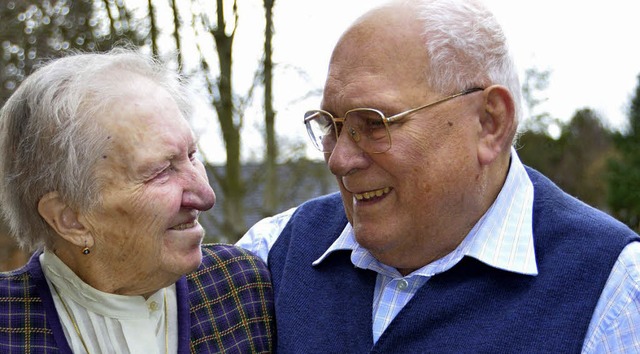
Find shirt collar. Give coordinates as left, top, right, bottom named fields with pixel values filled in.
left=313, top=147, right=537, bottom=277
left=40, top=249, right=167, bottom=319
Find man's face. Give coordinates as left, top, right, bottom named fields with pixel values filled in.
left=322, top=11, right=485, bottom=272
left=80, top=78, right=215, bottom=291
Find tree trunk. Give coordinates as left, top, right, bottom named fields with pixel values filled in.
left=147, top=0, right=158, bottom=56
left=169, top=0, right=182, bottom=67
left=262, top=0, right=277, bottom=216
left=211, top=0, right=246, bottom=241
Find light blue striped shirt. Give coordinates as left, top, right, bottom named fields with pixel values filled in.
left=237, top=150, right=640, bottom=352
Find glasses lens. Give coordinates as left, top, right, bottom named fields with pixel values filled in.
left=345, top=109, right=390, bottom=153
left=304, top=110, right=336, bottom=152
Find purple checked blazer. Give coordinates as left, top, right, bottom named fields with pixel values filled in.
left=0, top=244, right=275, bottom=353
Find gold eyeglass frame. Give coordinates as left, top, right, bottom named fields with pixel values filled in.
left=304, top=87, right=485, bottom=154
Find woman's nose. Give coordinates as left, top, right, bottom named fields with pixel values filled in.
left=182, top=164, right=216, bottom=211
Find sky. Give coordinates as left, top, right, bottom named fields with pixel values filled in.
left=193, top=0, right=640, bottom=163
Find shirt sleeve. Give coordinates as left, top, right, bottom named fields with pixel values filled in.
left=235, top=207, right=297, bottom=264
left=582, top=241, right=640, bottom=353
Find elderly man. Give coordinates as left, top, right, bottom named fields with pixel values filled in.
left=0, top=49, right=274, bottom=353
left=238, top=0, right=640, bottom=352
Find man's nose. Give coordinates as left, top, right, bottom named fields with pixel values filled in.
left=327, top=127, right=370, bottom=177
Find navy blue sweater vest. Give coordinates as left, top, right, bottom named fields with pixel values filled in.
left=268, top=167, right=639, bottom=353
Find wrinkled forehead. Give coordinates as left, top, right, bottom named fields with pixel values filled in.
left=93, top=80, right=193, bottom=173
left=322, top=6, right=430, bottom=111
left=333, top=4, right=425, bottom=62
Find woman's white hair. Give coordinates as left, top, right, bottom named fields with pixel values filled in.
left=0, top=48, right=193, bottom=251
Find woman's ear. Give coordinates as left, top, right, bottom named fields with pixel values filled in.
left=477, top=85, right=516, bottom=165
left=38, top=191, right=90, bottom=248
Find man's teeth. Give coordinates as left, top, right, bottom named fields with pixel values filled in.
left=354, top=187, right=390, bottom=201
left=171, top=221, right=197, bottom=230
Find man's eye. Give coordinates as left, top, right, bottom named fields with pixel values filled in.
left=333, top=122, right=343, bottom=135
left=366, top=119, right=386, bottom=127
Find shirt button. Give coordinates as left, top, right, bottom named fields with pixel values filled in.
left=398, top=279, right=409, bottom=290
left=149, top=301, right=159, bottom=311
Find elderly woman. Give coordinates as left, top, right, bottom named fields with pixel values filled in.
left=0, top=49, right=274, bottom=353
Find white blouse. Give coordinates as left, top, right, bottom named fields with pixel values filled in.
left=40, top=250, right=178, bottom=354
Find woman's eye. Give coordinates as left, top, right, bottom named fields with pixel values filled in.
left=159, top=166, right=172, bottom=176
left=145, top=167, right=170, bottom=184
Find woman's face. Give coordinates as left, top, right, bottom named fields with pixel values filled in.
left=79, top=78, right=215, bottom=295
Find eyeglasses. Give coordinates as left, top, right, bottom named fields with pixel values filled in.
left=304, top=87, right=484, bottom=154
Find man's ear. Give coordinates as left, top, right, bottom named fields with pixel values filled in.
left=38, top=191, right=90, bottom=248
left=477, top=85, right=516, bottom=165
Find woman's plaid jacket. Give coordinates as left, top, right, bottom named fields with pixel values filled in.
left=0, top=244, right=275, bottom=353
